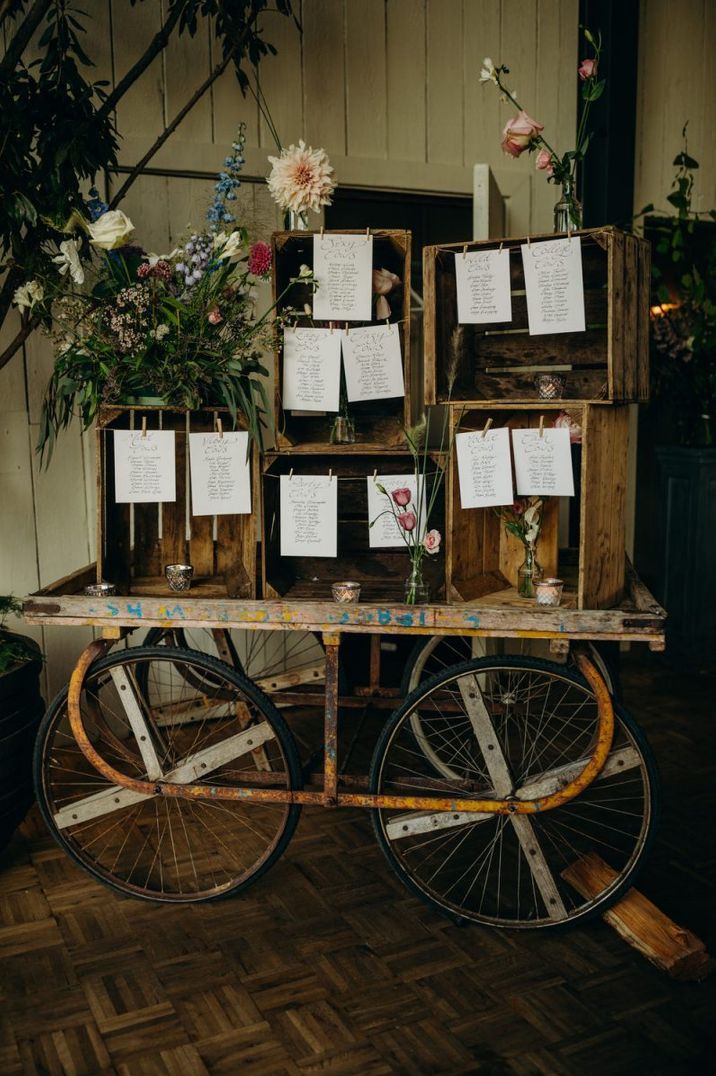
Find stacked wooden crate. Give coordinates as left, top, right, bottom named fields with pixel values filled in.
left=423, top=225, right=651, bottom=610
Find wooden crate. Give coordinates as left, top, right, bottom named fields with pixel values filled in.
left=446, top=403, right=630, bottom=610
left=97, top=406, right=258, bottom=598
left=271, top=229, right=412, bottom=451
left=262, top=449, right=446, bottom=602
left=424, top=226, right=651, bottom=405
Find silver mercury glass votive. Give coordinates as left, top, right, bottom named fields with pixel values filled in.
left=165, top=564, right=194, bottom=592
left=331, top=581, right=361, bottom=604
left=534, top=373, right=565, bottom=400
left=84, top=582, right=117, bottom=597
left=535, top=578, right=565, bottom=607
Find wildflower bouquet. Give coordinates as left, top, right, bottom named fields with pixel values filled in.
left=34, top=125, right=300, bottom=461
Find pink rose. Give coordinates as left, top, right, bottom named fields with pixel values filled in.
left=501, top=111, right=544, bottom=158
left=535, top=149, right=554, bottom=176
left=512, top=498, right=528, bottom=515
left=207, top=306, right=223, bottom=325
left=578, top=58, right=597, bottom=81
left=391, top=487, right=412, bottom=507
left=423, top=529, right=441, bottom=555
left=397, top=511, right=417, bottom=532
left=373, top=267, right=401, bottom=320
left=248, top=241, right=272, bottom=277
left=554, top=410, right=582, bottom=444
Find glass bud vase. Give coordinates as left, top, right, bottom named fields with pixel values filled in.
left=517, top=542, right=543, bottom=598
left=553, top=176, right=583, bottom=233
left=405, top=562, right=430, bottom=605
left=285, top=209, right=309, bottom=231
left=330, top=414, right=355, bottom=444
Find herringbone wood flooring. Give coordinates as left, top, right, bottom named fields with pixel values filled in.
left=1, top=652, right=714, bottom=1075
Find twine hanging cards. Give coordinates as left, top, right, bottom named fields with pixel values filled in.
left=283, top=328, right=342, bottom=411
left=455, top=427, right=514, bottom=508
left=189, top=431, right=251, bottom=516
left=113, top=429, right=176, bottom=503
left=367, top=475, right=425, bottom=548
left=455, top=249, right=512, bottom=324
left=280, top=474, right=337, bottom=557
left=512, top=426, right=575, bottom=496
left=313, top=233, right=373, bottom=321
left=521, top=237, right=586, bottom=335
left=342, top=324, right=404, bottom=402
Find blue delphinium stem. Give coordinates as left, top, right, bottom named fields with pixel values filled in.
left=207, top=122, right=247, bottom=233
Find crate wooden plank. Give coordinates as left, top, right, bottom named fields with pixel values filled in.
left=622, top=234, right=639, bottom=405
left=607, top=228, right=625, bottom=400
left=97, top=412, right=130, bottom=591
left=132, top=411, right=162, bottom=578
left=187, top=412, right=216, bottom=578
left=216, top=447, right=258, bottom=599
left=636, top=237, right=652, bottom=400
left=160, top=412, right=188, bottom=570
left=579, top=406, right=628, bottom=609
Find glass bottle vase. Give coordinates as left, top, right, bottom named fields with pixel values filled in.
left=553, top=175, right=583, bottom=233
left=517, top=542, right=543, bottom=598
left=405, top=562, right=430, bottom=605
left=285, top=209, right=309, bottom=231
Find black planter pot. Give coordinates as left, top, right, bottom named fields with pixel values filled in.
left=655, top=446, right=716, bottom=659
left=0, top=633, right=44, bottom=852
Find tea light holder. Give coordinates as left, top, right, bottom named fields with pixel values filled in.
left=331, top=581, right=361, bottom=604
left=535, top=578, right=564, bottom=607
left=534, top=373, right=565, bottom=400
left=165, top=564, right=194, bottom=592
left=84, top=582, right=116, bottom=597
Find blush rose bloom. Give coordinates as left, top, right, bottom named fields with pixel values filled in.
left=554, top=410, right=582, bottom=444
left=87, top=209, right=135, bottom=250
left=578, top=58, right=597, bottom=80
left=207, top=306, right=223, bottom=325
left=391, top=487, right=412, bottom=507
left=501, top=111, right=544, bottom=158
left=535, top=149, right=554, bottom=176
left=397, top=511, right=417, bottom=532
left=423, top=529, right=441, bottom=554
left=373, top=267, right=401, bottom=319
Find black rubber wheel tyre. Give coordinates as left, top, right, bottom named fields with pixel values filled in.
left=370, top=654, right=659, bottom=930
left=33, top=646, right=303, bottom=904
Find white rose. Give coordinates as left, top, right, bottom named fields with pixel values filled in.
left=12, top=279, right=44, bottom=311
left=53, top=238, right=85, bottom=285
left=87, top=210, right=135, bottom=250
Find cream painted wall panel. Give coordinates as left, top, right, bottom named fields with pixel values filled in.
left=463, top=0, right=502, bottom=167
left=255, top=8, right=303, bottom=148
left=302, top=0, right=347, bottom=154
left=211, top=40, right=260, bottom=148
left=112, top=0, right=165, bottom=141
left=426, top=0, right=464, bottom=166
left=386, top=0, right=426, bottom=163
left=164, top=20, right=213, bottom=142
left=345, top=0, right=388, bottom=159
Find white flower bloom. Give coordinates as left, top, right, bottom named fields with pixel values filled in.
left=13, top=280, right=44, bottom=311
left=212, top=230, right=244, bottom=261
left=150, top=324, right=170, bottom=341
left=53, top=239, right=85, bottom=285
left=480, top=57, right=498, bottom=83
left=267, top=141, right=336, bottom=215
left=87, top=209, right=135, bottom=250
left=147, top=249, right=179, bottom=266
left=298, top=263, right=313, bottom=279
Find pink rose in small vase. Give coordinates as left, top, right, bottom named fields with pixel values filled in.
left=501, top=111, right=544, bottom=157
left=397, top=511, right=417, bottom=532
left=391, top=487, right=412, bottom=507
left=554, top=410, right=582, bottom=444
left=578, top=58, right=597, bottom=80
left=423, top=529, right=441, bottom=555
left=373, top=267, right=401, bottom=320
left=535, top=149, right=554, bottom=176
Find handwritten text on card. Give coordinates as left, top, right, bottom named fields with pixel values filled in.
left=280, top=474, right=337, bottom=557
left=342, top=324, right=405, bottom=402
left=313, top=234, right=373, bottom=321
left=512, top=427, right=575, bottom=496
left=455, top=427, right=514, bottom=508
left=114, top=429, right=176, bottom=504
left=521, top=237, right=586, bottom=335
left=455, top=249, right=512, bottom=324
left=189, top=431, right=251, bottom=516
left=367, top=475, right=425, bottom=548
left=283, top=328, right=342, bottom=412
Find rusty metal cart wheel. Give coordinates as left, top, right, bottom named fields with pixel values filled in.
left=371, top=655, right=658, bottom=929
left=33, top=647, right=303, bottom=903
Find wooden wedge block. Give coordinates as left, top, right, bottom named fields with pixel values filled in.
left=562, top=853, right=714, bottom=982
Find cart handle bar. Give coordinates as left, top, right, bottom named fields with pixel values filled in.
left=66, top=640, right=615, bottom=814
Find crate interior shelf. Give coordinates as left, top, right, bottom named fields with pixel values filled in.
left=272, top=229, right=412, bottom=449
left=423, top=226, right=650, bottom=405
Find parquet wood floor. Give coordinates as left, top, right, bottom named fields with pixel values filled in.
left=1, top=652, right=714, bottom=1075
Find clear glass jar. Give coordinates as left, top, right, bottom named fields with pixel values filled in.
left=405, top=562, right=430, bottom=604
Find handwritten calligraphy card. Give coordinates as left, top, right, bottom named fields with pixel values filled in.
left=367, top=474, right=425, bottom=548
left=455, top=249, right=512, bottom=324
left=114, top=429, right=175, bottom=503
left=521, top=237, right=586, bottom=335
left=283, top=328, right=342, bottom=411
left=342, top=324, right=405, bottom=402
left=280, top=474, right=337, bottom=557
left=189, top=431, right=251, bottom=516
left=512, top=427, right=575, bottom=496
left=313, top=233, right=373, bottom=321
left=455, top=428, right=514, bottom=509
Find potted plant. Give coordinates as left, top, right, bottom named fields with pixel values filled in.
left=0, top=598, right=44, bottom=852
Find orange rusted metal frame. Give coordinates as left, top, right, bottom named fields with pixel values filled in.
left=66, top=639, right=615, bottom=815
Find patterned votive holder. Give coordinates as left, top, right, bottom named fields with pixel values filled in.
left=535, top=578, right=564, bottom=607
left=535, top=373, right=565, bottom=400
left=165, top=564, right=194, bottom=592
left=331, top=581, right=361, bottom=604
left=84, top=582, right=116, bottom=597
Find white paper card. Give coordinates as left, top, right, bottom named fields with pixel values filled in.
left=189, top=431, right=251, bottom=516
left=512, top=427, right=575, bottom=496
left=521, top=237, right=586, bottom=335
left=455, top=249, right=512, bottom=324
left=283, top=328, right=341, bottom=411
left=342, top=324, right=405, bottom=402
left=280, top=474, right=337, bottom=557
left=313, top=233, right=373, bottom=321
left=367, top=475, right=425, bottom=548
left=455, top=428, right=514, bottom=509
left=113, top=429, right=175, bottom=504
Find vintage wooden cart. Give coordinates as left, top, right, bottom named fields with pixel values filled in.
left=23, top=560, right=666, bottom=931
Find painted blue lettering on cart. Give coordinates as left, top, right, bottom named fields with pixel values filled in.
left=395, top=613, right=414, bottom=627
left=107, top=603, right=119, bottom=617
left=127, top=602, right=143, bottom=617
left=161, top=605, right=185, bottom=619
left=377, top=609, right=392, bottom=625
left=464, top=614, right=480, bottom=628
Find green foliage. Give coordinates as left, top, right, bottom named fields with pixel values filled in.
left=0, top=596, right=38, bottom=675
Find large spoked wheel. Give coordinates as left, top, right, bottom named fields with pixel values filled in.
left=34, top=646, right=303, bottom=903
left=402, top=638, right=620, bottom=781
left=371, top=655, right=658, bottom=929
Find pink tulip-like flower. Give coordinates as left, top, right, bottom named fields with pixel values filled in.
left=248, top=241, right=272, bottom=277
left=397, top=511, right=417, bottom=532
left=512, top=498, right=528, bottom=515
left=207, top=306, right=223, bottom=325
left=535, top=149, right=554, bottom=176
left=423, top=529, right=441, bottom=555
left=578, top=58, right=597, bottom=81
left=554, top=410, right=582, bottom=444
left=501, top=110, right=544, bottom=157
left=373, top=267, right=401, bottom=320
left=391, top=487, right=412, bottom=507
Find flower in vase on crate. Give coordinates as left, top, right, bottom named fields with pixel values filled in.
left=35, top=124, right=301, bottom=463
left=267, top=140, right=336, bottom=229
left=496, top=497, right=545, bottom=598
left=480, top=27, right=605, bottom=230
